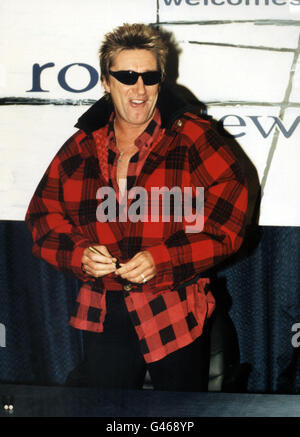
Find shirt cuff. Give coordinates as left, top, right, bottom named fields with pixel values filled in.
left=71, top=244, right=95, bottom=282
left=147, top=243, right=174, bottom=290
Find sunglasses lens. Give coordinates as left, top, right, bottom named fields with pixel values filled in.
left=116, top=71, right=138, bottom=85
left=142, top=71, right=161, bottom=85
left=110, top=70, right=161, bottom=85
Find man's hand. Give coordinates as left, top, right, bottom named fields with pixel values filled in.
left=81, top=245, right=117, bottom=278
left=115, top=251, right=157, bottom=284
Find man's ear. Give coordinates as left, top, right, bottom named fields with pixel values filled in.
left=102, top=75, right=111, bottom=94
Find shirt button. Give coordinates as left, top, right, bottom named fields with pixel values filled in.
left=177, top=120, right=183, bottom=127
left=123, top=283, right=132, bottom=292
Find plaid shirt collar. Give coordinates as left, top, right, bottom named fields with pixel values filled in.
left=92, top=108, right=162, bottom=184
left=106, top=107, right=162, bottom=151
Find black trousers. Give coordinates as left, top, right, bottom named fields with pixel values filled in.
left=67, top=291, right=210, bottom=392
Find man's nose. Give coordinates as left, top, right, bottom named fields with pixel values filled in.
left=134, top=75, right=146, bottom=94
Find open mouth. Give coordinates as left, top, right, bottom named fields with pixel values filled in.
left=130, top=99, right=147, bottom=107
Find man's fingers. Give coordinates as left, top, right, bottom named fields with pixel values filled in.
left=84, top=263, right=116, bottom=278
left=82, top=245, right=118, bottom=278
left=115, top=252, right=156, bottom=283
left=85, top=249, right=156, bottom=283
left=115, top=251, right=151, bottom=275
left=84, top=246, right=117, bottom=265
left=115, top=258, right=139, bottom=276
left=85, top=259, right=115, bottom=271
left=125, top=267, right=154, bottom=283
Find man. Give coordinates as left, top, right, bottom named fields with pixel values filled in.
left=25, top=23, right=248, bottom=391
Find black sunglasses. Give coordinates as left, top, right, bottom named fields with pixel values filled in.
left=109, top=70, right=161, bottom=86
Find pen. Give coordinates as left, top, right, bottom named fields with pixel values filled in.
left=88, top=245, right=105, bottom=256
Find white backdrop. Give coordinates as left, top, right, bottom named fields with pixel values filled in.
left=0, top=0, right=299, bottom=225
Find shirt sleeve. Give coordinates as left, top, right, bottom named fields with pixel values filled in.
left=146, top=122, right=249, bottom=291
left=25, top=141, right=96, bottom=283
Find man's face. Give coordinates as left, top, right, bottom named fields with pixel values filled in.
left=102, top=49, right=160, bottom=129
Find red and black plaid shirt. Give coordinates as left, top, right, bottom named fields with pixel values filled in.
left=25, top=107, right=248, bottom=363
